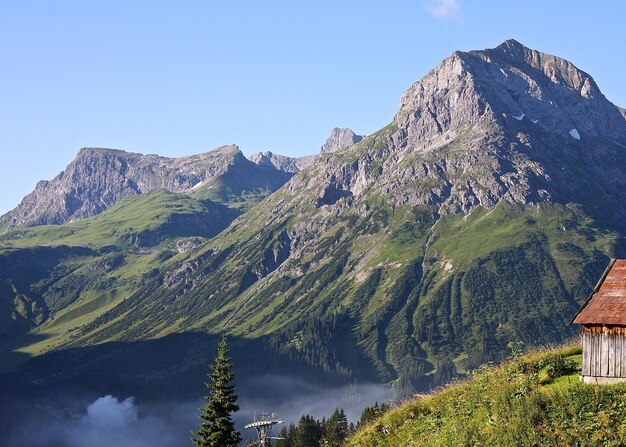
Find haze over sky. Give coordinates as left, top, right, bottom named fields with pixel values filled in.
left=1, top=0, right=625, bottom=215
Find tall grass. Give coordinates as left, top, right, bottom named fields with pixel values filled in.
left=346, top=342, right=626, bottom=446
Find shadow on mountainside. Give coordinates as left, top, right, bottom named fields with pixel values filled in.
left=0, top=332, right=363, bottom=403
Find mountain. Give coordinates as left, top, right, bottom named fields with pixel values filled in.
left=320, top=127, right=364, bottom=153
left=0, top=145, right=293, bottom=230
left=247, top=125, right=364, bottom=173
left=1, top=39, right=626, bottom=401
left=249, top=151, right=316, bottom=173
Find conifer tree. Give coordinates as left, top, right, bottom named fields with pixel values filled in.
left=322, top=408, right=348, bottom=447
left=191, top=336, right=242, bottom=447
left=348, top=422, right=355, bottom=434
left=358, top=401, right=390, bottom=427
left=275, top=426, right=292, bottom=447
left=294, top=414, right=321, bottom=447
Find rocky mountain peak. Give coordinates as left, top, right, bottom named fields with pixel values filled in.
left=487, top=39, right=601, bottom=99
left=78, top=147, right=131, bottom=156
left=0, top=144, right=289, bottom=230
left=249, top=151, right=317, bottom=173
left=205, top=144, right=241, bottom=157
left=249, top=151, right=300, bottom=173
left=301, top=40, right=626, bottom=223
left=394, top=39, right=626, bottom=153
left=320, top=128, right=364, bottom=153
left=492, top=38, right=531, bottom=59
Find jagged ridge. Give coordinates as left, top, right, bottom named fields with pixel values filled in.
left=0, top=145, right=293, bottom=229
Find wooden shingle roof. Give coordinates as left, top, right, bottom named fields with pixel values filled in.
left=572, top=259, right=626, bottom=325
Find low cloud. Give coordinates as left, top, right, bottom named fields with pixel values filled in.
left=424, top=0, right=463, bottom=24
left=5, top=395, right=192, bottom=447
left=85, top=395, right=138, bottom=429
left=4, top=379, right=392, bottom=446
left=238, top=375, right=392, bottom=427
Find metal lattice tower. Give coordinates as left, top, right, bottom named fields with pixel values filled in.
left=244, top=412, right=284, bottom=447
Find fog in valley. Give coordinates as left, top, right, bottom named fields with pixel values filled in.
left=3, top=377, right=391, bottom=447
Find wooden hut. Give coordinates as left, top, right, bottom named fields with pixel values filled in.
left=572, top=259, right=626, bottom=384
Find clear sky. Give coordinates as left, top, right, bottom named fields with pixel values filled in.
left=1, top=0, right=624, bottom=214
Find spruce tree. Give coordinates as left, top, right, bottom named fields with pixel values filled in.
left=358, top=401, right=389, bottom=427
left=294, top=415, right=321, bottom=447
left=191, top=336, right=242, bottom=447
left=322, top=408, right=348, bottom=447
left=275, top=426, right=292, bottom=447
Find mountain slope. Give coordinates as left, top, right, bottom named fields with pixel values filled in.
left=347, top=343, right=626, bottom=447
left=1, top=40, right=626, bottom=398
left=0, top=189, right=237, bottom=347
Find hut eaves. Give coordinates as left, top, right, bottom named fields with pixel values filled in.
left=572, top=259, right=626, bottom=325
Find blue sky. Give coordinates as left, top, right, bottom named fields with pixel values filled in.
left=1, top=0, right=625, bottom=214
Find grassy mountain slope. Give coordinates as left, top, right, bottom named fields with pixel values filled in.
left=0, top=190, right=237, bottom=354
left=1, top=189, right=237, bottom=249
left=346, top=343, right=626, bottom=446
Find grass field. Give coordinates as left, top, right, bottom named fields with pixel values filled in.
left=346, top=342, right=626, bottom=446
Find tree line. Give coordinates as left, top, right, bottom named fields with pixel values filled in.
left=273, top=402, right=390, bottom=447
left=191, top=336, right=390, bottom=447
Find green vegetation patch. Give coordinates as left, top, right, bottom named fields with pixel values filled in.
left=347, top=343, right=626, bottom=447
left=0, top=189, right=236, bottom=249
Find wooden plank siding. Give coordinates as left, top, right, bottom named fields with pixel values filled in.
left=599, top=332, right=609, bottom=377
left=597, top=333, right=602, bottom=376
left=595, top=331, right=601, bottom=376
left=618, top=335, right=623, bottom=377
left=582, top=329, right=626, bottom=378
left=581, top=334, right=591, bottom=376
left=609, top=334, right=615, bottom=376
left=620, top=337, right=626, bottom=377
left=591, top=332, right=596, bottom=376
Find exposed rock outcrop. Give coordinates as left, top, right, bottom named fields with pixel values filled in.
left=249, top=151, right=316, bottom=173
left=320, top=128, right=364, bottom=153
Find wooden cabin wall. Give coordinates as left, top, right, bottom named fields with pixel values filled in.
left=582, top=326, right=626, bottom=378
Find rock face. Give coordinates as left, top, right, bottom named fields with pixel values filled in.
left=250, top=128, right=366, bottom=173
left=395, top=39, right=624, bottom=148
left=320, top=128, right=364, bottom=153
left=249, top=151, right=316, bottom=173
left=1, top=145, right=292, bottom=229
